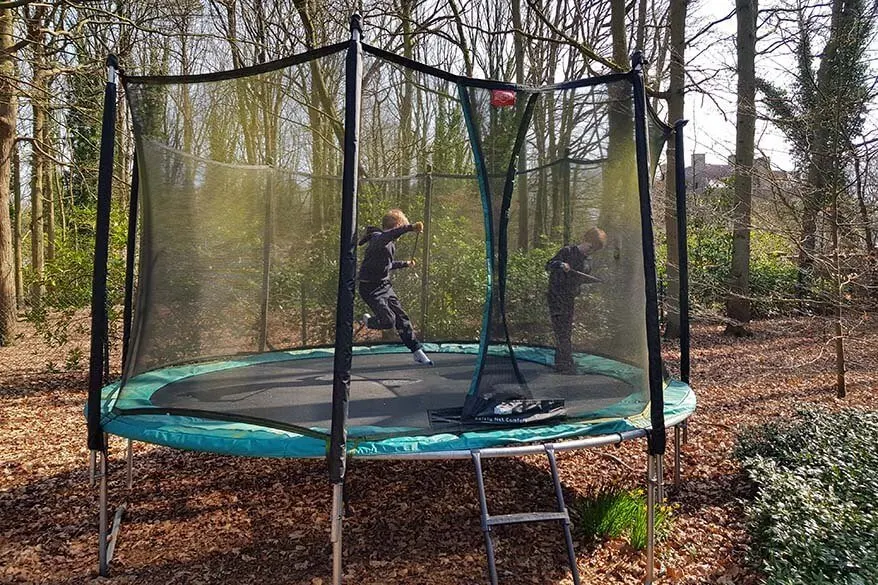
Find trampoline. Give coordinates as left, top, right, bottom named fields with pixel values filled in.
left=86, top=15, right=694, bottom=585
left=99, top=343, right=694, bottom=457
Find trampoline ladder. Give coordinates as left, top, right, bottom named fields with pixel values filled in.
left=471, top=446, right=581, bottom=585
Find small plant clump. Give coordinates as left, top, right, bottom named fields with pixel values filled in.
left=571, top=488, right=673, bottom=550
left=735, top=409, right=878, bottom=585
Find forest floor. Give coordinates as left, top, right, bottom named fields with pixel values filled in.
left=1, top=316, right=877, bottom=585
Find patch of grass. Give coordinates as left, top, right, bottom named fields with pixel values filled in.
left=571, top=488, right=672, bottom=550
left=735, top=409, right=878, bottom=585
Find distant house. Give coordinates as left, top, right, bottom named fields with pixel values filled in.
left=651, top=153, right=797, bottom=231
left=687, top=153, right=789, bottom=196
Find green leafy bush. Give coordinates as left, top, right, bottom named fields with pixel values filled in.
left=735, top=409, right=878, bottom=585
left=505, top=245, right=556, bottom=344
left=572, top=488, right=672, bottom=550
left=658, top=223, right=798, bottom=318
left=24, top=205, right=128, bottom=367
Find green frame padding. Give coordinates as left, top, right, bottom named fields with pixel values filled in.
left=95, top=344, right=696, bottom=458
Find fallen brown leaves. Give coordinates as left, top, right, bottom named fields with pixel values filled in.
left=1, top=317, right=876, bottom=584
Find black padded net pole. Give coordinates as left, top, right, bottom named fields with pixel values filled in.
left=630, top=52, right=666, bottom=456
left=87, top=55, right=118, bottom=452
left=329, top=14, right=363, bottom=486
left=674, top=120, right=690, bottom=384
left=330, top=19, right=363, bottom=585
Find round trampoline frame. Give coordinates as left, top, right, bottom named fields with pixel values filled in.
left=86, top=17, right=695, bottom=585
left=96, top=343, right=694, bottom=459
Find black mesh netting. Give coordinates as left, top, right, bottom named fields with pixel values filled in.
left=115, top=46, right=668, bottom=436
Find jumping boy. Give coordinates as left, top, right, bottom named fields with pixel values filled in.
left=545, top=227, right=607, bottom=373
left=358, top=208, right=433, bottom=366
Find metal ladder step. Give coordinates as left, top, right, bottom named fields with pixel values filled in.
left=486, top=511, right=569, bottom=527
left=471, top=445, right=581, bottom=585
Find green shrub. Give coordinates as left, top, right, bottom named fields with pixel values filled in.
left=504, top=245, right=556, bottom=344
left=572, top=488, right=672, bottom=550
left=735, top=409, right=878, bottom=585
left=657, top=223, right=798, bottom=318
left=24, top=205, right=128, bottom=362
left=748, top=231, right=799, bottom=317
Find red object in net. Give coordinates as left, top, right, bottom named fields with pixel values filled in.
left=490, top=89, right=517, bottom=108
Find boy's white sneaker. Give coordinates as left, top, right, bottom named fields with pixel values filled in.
left=413, top=349, right=433, bottom=366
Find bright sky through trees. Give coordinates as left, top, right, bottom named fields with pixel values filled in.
left=685, top=0, right=878, bottom=171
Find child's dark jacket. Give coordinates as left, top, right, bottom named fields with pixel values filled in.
left=546, top=245, right=593, bottom=299
left=357, top=224, right=415, bottom=282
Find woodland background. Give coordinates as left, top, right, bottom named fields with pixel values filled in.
left=0, top=0, right=876, bottom=393
left=1, top=2, right=878, bottom=584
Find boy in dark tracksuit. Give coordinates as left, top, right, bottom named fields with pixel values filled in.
left=545, top=227, right=607, bottom=373
left=358, top=208, right=433, bottom=366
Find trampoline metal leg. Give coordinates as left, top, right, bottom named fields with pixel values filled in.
left=673, top=426, right=682, bottom=490
left=545, top=446, right=581, bottom=585
left=471, top=451, right=499, bottom=585
left=656, top=455, right=665, bottom=504
left=89, top=450, right=96, bottom=488
left=106, top=503, right=126, bottom=565
left=125, top=439, right=133, bottom=489
left=98, top=451, right=108, bottom=577
left=331, top=483, right=344, bottom=585
left=645, top=454, right=658, bottom=585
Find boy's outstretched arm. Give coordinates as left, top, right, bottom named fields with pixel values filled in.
left=390, top=260, right=414, bottom=270
left=377, top=223, right=419, bottom=243
left=378, top=224, right=413, bottom=242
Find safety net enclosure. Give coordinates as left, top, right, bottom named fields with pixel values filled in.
left=88, top=25, right=694, bottom=460
left=87, top=16, right=696, bottom=584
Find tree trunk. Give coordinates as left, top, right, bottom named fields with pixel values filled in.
left=292, top=0, right=344, bottom=225
left=610, top=0, right=628, bottom=68
left=180, top=30, right=193, bottom=155
left=532, top=105, right=547, bottom=245
left=603, top=0, right=633, bottom=222
left=399, top=0, right=414, bottom=180
left=799, top=0, right=844, bottom=297
left=512, top=0, right=528, bottom=250
left=30, top=67, right=46, bottom=308
left=830, top=189, right=845, bottom=397
left=0, top=9, right=17, bottom=345
left=28, top=8, right=47, bottom=307
left=636, top=0, right=648, bottom=51
left=547, top=92, right=561, bottom=237
left=54, top=159, right=64, bottom=243
left=726, top=0, right=757, bottom=336
left=12, top=146, right=22, bottom=309
left=43, top=119, right=55, bottom=263
left=599, top=0, right=637, bottom=357
left=652, top=22, right=671, bottom=113
left=664, top=0, right=686, bottom=339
